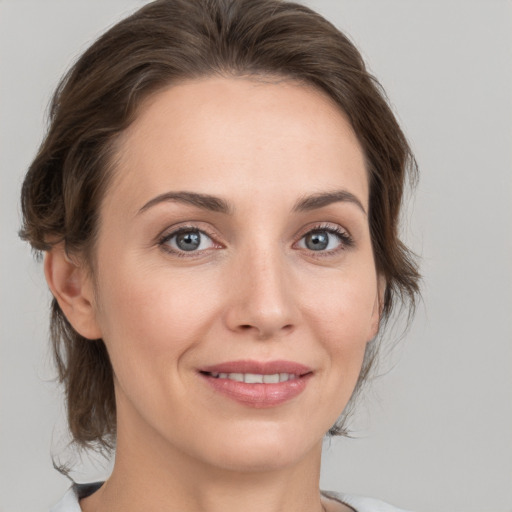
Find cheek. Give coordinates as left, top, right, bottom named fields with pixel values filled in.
left=94, top=260, right=223, bottom=377
left=299, top=268, right=377, bottom=394
left=301, top=268, right=378, bottom=344
left=92, top=263, right=230, bottom=433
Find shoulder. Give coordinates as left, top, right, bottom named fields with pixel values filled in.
left=323, top=490, right=412, bottom=512
left=50, top=488, right=80, bottom=512
left=50, top=483, right=103, bottom=512
left=52, top=485, right=411, bottom=512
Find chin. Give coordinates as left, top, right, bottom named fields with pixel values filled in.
left=209, top=447, right=305, bottom=473
left=197, top=423, right=321, bottom=473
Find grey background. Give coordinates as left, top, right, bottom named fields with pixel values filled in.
left=1, top=1, right=511, bottom=511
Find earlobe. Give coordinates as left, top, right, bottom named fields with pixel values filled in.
left=44, top=245, right=102, bottom=340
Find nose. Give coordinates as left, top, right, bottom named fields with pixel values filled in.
left=223, top=246, right=299, bottom=340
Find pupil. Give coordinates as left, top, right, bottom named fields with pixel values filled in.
left=306, top=231, right=328, bottom=250
left=176, top=231, right=201, bottom=251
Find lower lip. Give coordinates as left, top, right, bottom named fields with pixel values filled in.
left=199, top=373, right=312, bottom=408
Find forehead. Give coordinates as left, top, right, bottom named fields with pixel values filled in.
left=105, top=76, right=368, bottom=216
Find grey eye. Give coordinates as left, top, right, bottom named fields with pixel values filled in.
left=176, top=231, right=201, bottom=251
left=304, top=231, right=329, bottom=250
left=299, top=229, right=343, bottom=251
left=165, top=229, right=214, bottom=252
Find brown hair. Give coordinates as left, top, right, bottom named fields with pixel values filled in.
left=20, top=0, right=419, bottom=450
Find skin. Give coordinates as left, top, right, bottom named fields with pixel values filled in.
left=45, top=77, right=383, bottom=512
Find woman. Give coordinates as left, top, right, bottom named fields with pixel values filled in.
left=19, top=0, right=419, bottom=511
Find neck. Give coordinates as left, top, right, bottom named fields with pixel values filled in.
left=81, top=421, right=327, bottom=512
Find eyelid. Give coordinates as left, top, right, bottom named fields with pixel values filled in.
left=157, top=223, right=224, bottom=256
left=155, top=221, right=354, bottom=258
left=293, top=222, right=354, bottom=253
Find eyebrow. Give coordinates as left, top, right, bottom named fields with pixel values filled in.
left=137, top=189, right=366, bottom=216
left=293, top=190, right=367, bottom=215
left=138, top=191, right=232, bottom=215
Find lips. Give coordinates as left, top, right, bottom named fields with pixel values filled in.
left=198, top=360, right=313, bottom=408
left=199, top=359, right=312, bottom=376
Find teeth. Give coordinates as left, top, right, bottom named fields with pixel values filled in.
left=244, top=373, right=264, bottom=383
left=208, top=372, right=297, bottom=383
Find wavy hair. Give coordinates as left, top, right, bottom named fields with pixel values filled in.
left=20, top=0, right=420, bottom=451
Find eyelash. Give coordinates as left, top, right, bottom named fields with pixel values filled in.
left=158, top=225, right=221, bottom=258
left=298, top=224, right=354, bottom=255
left=157, top=223, right=354, bottom=257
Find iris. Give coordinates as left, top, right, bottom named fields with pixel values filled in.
left=176, top=231, right=201, bottom=251
left=304, top=231, right=329, bottom=251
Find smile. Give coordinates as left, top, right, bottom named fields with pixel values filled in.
left=198, top=360, right=313, bottom=408
left=206, top=372, right=298, bottom=383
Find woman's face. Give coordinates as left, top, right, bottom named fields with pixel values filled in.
left=89, top=77, right=381, bottom=472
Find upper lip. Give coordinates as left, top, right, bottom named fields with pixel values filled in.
left=199, top=359, right=313, bottom=376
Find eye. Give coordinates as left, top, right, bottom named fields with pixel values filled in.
left=160, top=227, right=216, bottom=254
left=297, top=226, right=353, bottom=253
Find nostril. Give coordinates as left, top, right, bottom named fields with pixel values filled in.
left=236, top=323, right=295, bottom=338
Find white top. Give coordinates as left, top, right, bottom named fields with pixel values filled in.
left=50, top=483, right=411, bottom=512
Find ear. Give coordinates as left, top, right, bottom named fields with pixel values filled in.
left=44, top=245, right=102, bottom=340
left=369, top=274, right=387, bottom=340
